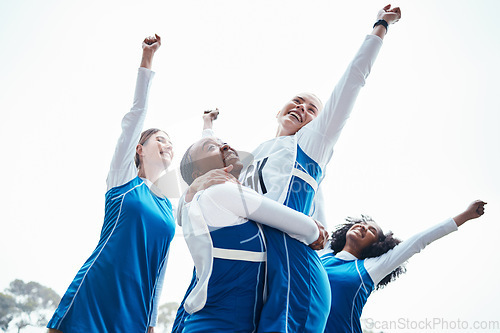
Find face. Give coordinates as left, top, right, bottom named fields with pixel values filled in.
left=345, top=221, right=383, bottom=251
left=137, top=131, right=173, bottom=170
left=276, top=93, right=323, bottom=136
left=190, top=137, right=243, bottom=179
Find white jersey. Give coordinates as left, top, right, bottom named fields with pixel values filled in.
left=179, top=182, right=319, bottom=314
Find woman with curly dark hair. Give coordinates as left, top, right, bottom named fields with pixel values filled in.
left=321, top=200, right=487, bottom=333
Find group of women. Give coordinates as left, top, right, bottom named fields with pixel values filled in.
left=47, top=5, right=486, bottom=333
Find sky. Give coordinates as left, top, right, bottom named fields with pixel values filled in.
left=1, top=0, right=499, bottom=332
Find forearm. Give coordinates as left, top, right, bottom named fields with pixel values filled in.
left=140, top=49, right=155, bottom=69
left=365, top=218, right=458, bottom=284
left=371, top=25, right=387, bottom=40
left=106, top=68, right=155, bottom=190
left=299, top=34, right=383, bottom=166
left=453, top=212, right=472, bottom=227
left=203, top=118, right=213, bottom=130
left=201, top=183, right=319, bottom=244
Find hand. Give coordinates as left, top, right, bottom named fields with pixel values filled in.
left=309, top=220, right=329, bottom=250
left=204, top=109, right=219, bottom=121
left=203, top=109, right=219, bottom=130
left=185, top=165, right=239, bottom=202
left=142, top=34, right=162, bottom=53
left=147, top=326, right=155, bottom=333
left=377, top=4, right=401, bottom=25
left=453, top=200, right=487, bottom=227
left=140, top=34, right=161, bottom=69
left=464, top=200, right=487, bottom=220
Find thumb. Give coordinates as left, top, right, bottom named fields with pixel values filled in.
left=223, top=164, right=234, bottom=172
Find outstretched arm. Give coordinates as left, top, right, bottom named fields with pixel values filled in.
left=199, top=182, right=327, bottom=246
left=365, top=200, right=487, bottom=285
left=106, top=35, right=161, bottom=190
left=298, top=6, right=401, bottom=170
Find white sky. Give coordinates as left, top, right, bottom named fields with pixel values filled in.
left=1, top=0, right=499, bottom=332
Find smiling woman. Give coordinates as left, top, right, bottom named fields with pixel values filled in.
left=235, top=6, right=402, bottom=332
left=46, top=35, right=176, bottom=333
left=321, top=200, right=487, bottom=333
left=136, top=129, right=174, bottom=180
left=275, top=93, right=323, bottom=136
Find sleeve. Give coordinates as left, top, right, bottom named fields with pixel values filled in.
left=364, top=218, right=458, bottom=285
left=311, top=186, right=327, bottom=229
left=176, top=192, right=187, bottom=226
left=148, top=249, right=169, bottom=327
left=106, top=67, right=155, bottom=190
left=199, top=182, right=319, bottom=244
left=202, top=129, right=215, bottom=138
left=297, top=35, right=383, bottom=169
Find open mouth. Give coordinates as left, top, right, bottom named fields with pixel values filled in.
left=353, top=228, right=365, bottom=238
left=288, top=111, right=302, bottom=123
left=160, top=151, right=172, bottom=158
left=223, top=151, right=239, bottom=162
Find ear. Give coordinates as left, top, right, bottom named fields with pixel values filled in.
left=136, top=144, right=143, bottom=156
left=276, top=110, right=281, bottom=118
left=191, top=170, right=201, bottom=181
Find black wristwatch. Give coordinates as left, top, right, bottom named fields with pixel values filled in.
left=373, top=19, right=388, bottom=33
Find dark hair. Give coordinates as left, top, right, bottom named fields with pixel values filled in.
left=180, top=143, right=196, bottom=185
left=329, top=215, right=407, bottom=290
left=134, top=128, right=164, bottom=169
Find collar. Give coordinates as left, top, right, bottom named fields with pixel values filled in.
left=335, top=250, right=358, bottom=261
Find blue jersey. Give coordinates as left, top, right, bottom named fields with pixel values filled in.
left=243, top=144, right=331, bottom=332
left=240, top=35, right=383, bottom=333
left=321, top=253, right=374, bottom=333
left=48, top=176, right=175, bottom=333
left=173, top=221, right=266, bottom=332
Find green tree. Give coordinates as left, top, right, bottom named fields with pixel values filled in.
left=0, top=293, right=17, bottom=332
left=0, top=280, right=60, bottom=333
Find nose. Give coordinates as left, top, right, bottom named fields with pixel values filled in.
left=219, top=143, right=230, bottom=152
left=356, top=224, right=366, bottom=231
left=296, top=103, right=305, bottom=111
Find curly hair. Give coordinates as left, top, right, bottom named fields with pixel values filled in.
left=329, top=215, right=407, bottom=290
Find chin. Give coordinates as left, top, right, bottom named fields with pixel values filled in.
left=230, top=161, right=244, bottom=174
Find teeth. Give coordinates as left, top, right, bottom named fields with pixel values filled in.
left=289, top=111, right=302, bottom=122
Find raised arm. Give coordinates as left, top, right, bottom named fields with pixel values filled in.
left=365, top=200, right=487, bottom=285
left=198, top=182, right=328, bottom=247
left=106, top=35, right=161, bottom=190
left=203, top=109, right=219, bottom=131
left=298, top=6, right=401, bottom=169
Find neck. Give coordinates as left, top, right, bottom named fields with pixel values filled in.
left=341, top=244, right=361, bottom=259
left=138, top=164, right=167, bottom=184
left=275, top=126, right=290, bottom=137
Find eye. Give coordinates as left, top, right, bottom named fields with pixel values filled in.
left=308, top=108, right=316, bottom=114
left=292, top=99, right=300, bottom=104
